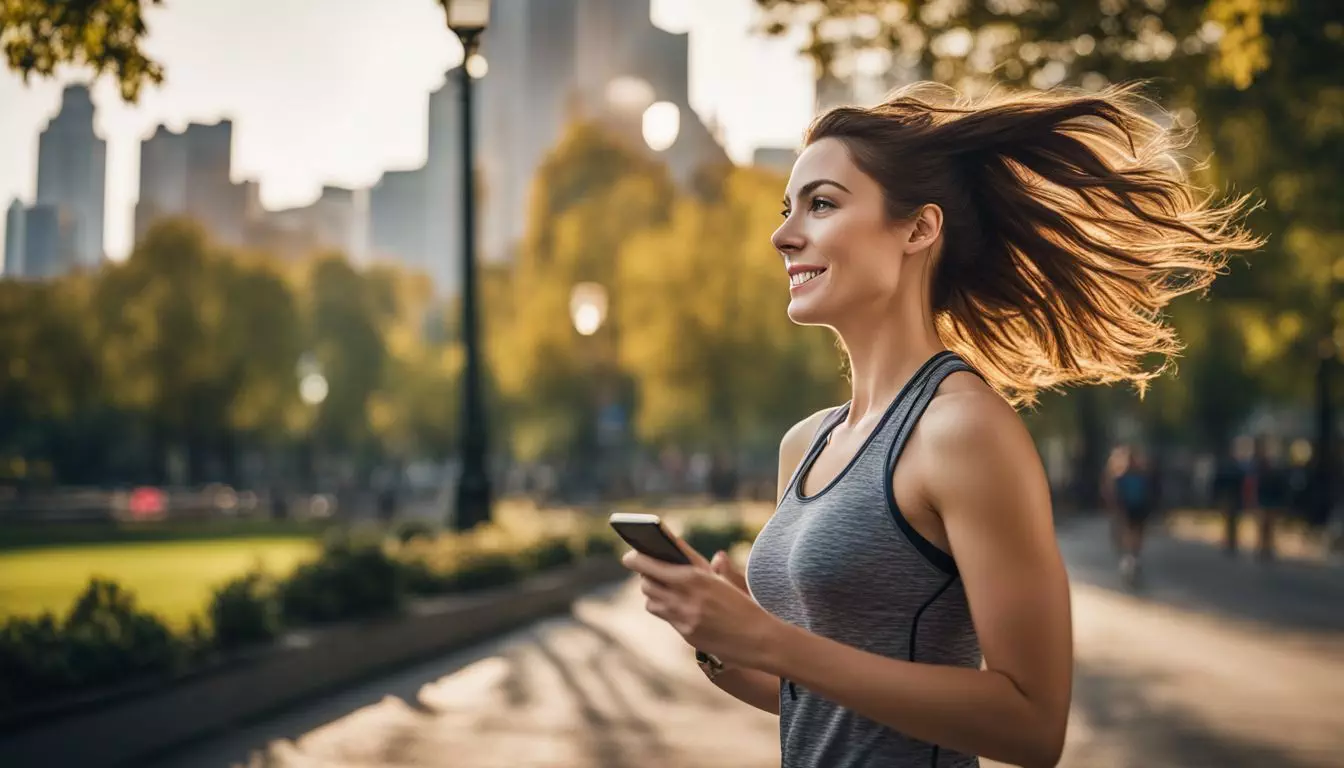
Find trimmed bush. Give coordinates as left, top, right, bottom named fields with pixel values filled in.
left=279, top=541, right=404, bottom=624
left=0, top=579, right=184, bottom=710
left=209, top=570, right=281, bottom=652
left=450, top=551, right=522, bottom=592
left=582, top=529, right=619, bottom=558
left=682, top=521, right=750, bottom=559
left=523, top=537, right=575, bottom=572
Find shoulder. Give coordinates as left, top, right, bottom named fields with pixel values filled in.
left=779, top=406, right=839, bottom=458
left=909, top=372, right=1047, bottom=516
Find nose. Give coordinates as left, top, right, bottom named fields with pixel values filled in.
left=772, top=217, right=805, bottom=258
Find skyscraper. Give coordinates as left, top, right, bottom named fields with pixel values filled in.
left=34, top=84, right=106, bottom=270
left=3, top=200, right=25, bottom=277
left=135, top=120, right=252, bottom=247
left=367, top=0, right=730, bottom=294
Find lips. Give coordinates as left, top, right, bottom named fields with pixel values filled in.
left=788, top=266, right=827, bottom=289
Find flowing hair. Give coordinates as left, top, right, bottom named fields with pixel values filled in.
left=806, top=82, right=1263, bottom=406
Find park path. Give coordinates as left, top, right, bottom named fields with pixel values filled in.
left=152, top=516, right=1344, bottom=768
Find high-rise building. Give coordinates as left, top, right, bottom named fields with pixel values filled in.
left=20, top=205, right=78, bottom=279
left=369, top=167, right=429, bottom=275
left=135, top=120, right=253, bottom=247
left=35, top=84, right=106, bottom=270
left=367, top=0, right=730, bottom=295
left=260, top=185, right=368, bottom=261
left=3, top=200, right=25, bottom=277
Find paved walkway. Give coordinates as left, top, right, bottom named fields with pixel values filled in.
left=153, top=517, right=1344, bottom=768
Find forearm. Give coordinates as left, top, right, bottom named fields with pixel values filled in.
left=760, top=621, right=1061, bottom=767
left=705, top=665, right=780, bottom=715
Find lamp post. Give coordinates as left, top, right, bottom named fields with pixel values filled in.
left=445, top=0, right=492, bottom=531
left=570, top=282, right=610, bottom=496
left=296, top=353, right=328, bottom=495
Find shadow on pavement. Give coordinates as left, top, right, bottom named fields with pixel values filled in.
left=1060, top=516, right=1344, bottom=636
left=142, top=583, right=632, bottom=768
left=1070, top=660, right=1334, bottom=768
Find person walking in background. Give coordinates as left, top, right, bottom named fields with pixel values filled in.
left=620, top=81, right=1261, bottom=767
left=1102, top=444, right=1157, bottom=585
left=1248, top=436, right=1284, bottom=562
left=1214, top=437, right=1251, bottom=555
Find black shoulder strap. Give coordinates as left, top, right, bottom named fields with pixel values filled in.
left=882, top=353, right=982, bottom=575
left=886, top=353, right=979, bottom=476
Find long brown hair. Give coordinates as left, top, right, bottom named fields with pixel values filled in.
left=806, top=82, right=1262, bottom=406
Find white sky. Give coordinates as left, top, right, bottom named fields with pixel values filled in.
left=0, top=0, right=815, bottom=262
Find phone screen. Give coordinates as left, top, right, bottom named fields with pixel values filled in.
left=609, top=517, right=691, bottom=564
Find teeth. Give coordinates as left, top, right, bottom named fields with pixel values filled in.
left=790, top=270, right=824, bottom=287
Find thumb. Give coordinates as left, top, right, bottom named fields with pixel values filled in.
left=711, top=550, right=748, bottom=592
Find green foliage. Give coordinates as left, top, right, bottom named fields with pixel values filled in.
left=0, top=578, right=186, bottom=710
left=278, top=540, right=405, bottom=624
left=208, top=569, right=281, bottom=652
left=448, top=551, right=523, bottom=592
left=0, top=0, right=164, bottom=101
left=521, top=536, right=576, bottom=572
left=681, top=520, right=752, bottom=560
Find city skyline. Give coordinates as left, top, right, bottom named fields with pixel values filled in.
left=0, top=0, right=817, bottom=266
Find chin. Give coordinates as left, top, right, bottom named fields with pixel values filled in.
left=786, top=296, right=832, bottom=326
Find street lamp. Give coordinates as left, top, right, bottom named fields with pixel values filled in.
left=445, top=0, right=492, bottom=531
left=569, top=282, right=608, bottom=337
left=296, top=353, right=327, bottom=495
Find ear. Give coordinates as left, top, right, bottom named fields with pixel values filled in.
left=906, top=204, right=944, bottom=255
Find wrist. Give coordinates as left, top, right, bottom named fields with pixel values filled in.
left=750, top=613, right=795, bottom=676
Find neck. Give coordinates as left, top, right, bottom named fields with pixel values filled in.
left=833, top=287, right=946, bottom=423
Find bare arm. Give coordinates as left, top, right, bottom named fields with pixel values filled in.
left=753, top=391, right=1073, bottom=767
left=701, top=409, right=832, bottom=715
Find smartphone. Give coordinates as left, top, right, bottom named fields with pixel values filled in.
left=609, top=512, right=723, bottom=669
left=608, top=512, right=691, bottom=564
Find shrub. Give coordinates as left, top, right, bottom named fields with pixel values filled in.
left=523, top=536, right=575, bottom=572
left=279, top=542, right=404, bottom=624
left=399, top=557, right=454, bottom=596
left=396, top=520, right=436, bottom=545
left=682, top=521, right=750, bottom=559
left=0, top=579, right=183, bottom=710
left=450, top=551, right=522, bottom=592
left=209, top=570, right=281, bottom=652
left=582, top=529, right=619, bottom=558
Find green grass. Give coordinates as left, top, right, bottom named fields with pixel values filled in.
left=0, top=537, right=321, bottom=629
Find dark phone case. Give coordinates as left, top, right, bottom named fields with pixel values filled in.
left=610, top=521, right=691, bottom=564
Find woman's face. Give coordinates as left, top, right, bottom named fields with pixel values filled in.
left=772, top=138, right=928, bottom=327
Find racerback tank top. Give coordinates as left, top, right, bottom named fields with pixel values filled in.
left=746, top=350, right=983, bottom=768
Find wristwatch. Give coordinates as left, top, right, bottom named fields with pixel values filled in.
left=696, top=649, right=726, bottom=680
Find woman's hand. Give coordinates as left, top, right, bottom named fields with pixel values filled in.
left=621, top=536, right=781, bottom=670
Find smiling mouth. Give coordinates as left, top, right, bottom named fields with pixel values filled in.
left=789, top=268, right=826, bottom=288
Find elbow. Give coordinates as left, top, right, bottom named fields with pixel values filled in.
left=1016, top=719, right=1066, bottom=768
left=991, top=706, right=1065, bottom=768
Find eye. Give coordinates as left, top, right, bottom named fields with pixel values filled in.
left=779, top=207, right=791, bottom=219
left=809, top=197, right=836, bottom=212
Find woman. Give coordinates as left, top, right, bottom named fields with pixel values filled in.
left=621, top=82, right=1259, bottom=767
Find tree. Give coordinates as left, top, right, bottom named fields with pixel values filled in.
left=488, top=121, right=675, bottom=461
left=1, top=0, right=163, bottom=100
left=616, top=166, right=846, bottom=451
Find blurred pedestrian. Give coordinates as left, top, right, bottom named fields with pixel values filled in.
left=1102, top=444, right=1156, bottom=585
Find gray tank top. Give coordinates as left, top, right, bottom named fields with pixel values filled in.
left=747, top=351, right=982, bottom=768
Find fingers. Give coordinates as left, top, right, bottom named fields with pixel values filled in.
left=711, top=550, right=749, bottom=592
left=621, top=549, right=694, bottom=585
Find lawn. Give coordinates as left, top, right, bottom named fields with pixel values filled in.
left=0, top=537, right=321, bottom=629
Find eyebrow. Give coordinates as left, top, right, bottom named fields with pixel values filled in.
left=782, top=178, right=851, bottom=207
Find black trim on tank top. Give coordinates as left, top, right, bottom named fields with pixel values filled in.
left=882, top=355, right=979, bottom=577
left=794, top=350, right=956, bottom=503
left=910, top=574, right=959, bottom=768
